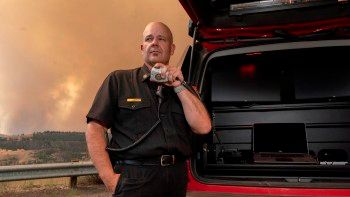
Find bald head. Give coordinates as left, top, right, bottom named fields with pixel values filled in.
left=143, top=22, right=173, bottom=44
left=141, top=22, right=175, bottom=67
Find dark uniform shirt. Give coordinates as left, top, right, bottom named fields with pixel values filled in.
left=86, top=65, right=193, bottom=160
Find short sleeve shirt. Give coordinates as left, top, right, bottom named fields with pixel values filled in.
left=86, top=65, right=193, bottom=160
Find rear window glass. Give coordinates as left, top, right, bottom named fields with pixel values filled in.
left=209, top=46, right=350, bottom=104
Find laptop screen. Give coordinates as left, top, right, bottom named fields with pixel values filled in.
left=253, top=123, right=308, bottom=153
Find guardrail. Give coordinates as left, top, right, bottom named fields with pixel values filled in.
left=0, top=161, right=98, bottom=188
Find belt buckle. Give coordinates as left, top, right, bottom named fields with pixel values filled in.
left=161, top=155, right=175, bottom=166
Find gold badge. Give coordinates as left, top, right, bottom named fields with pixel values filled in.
left=127, top=98, right=142, bottom=102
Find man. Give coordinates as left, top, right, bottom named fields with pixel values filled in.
left=86, top=22, right=211, bottom=197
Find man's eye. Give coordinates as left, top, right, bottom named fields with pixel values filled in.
left=145, top=37, right=152, bottom=41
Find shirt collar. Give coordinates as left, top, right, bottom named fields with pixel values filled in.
left=140, top=64, right=151, bottom=82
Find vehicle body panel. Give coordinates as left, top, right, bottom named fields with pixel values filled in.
left=180, top=0, right=350, bottom=195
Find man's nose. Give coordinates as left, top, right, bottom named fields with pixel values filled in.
left=151, top=38, right=159, bottom=45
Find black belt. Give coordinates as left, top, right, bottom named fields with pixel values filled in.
left=115, top=155, right=183, bottom=167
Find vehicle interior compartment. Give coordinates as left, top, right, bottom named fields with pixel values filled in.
left=193, top=42, right=350, bottom=187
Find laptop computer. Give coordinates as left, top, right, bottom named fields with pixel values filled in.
left=253, top=123, right=318, bottom=164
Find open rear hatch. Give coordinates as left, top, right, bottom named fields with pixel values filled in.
left=180, top=0, right=350, bottom=39
left=179, top=0, right=350, bottom=188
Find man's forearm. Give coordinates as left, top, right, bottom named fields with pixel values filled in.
left=177, top=89, right=212, bottom=134
left=86, top=122, right=119, bottom=191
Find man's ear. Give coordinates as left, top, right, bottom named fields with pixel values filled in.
left=141, top=44, right=144, bottom=52
left=171, top=44, right=175, bottom=55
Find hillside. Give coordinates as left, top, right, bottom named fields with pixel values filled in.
left=0, top=131, right=89, bottom=165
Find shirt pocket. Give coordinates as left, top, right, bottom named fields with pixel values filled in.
left=117, top=98, right=153, bottom=137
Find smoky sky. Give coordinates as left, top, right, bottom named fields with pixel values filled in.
left=0, top=0, right=191, bottom=134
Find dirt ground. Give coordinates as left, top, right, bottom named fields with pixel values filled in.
left=0, top=176, right=112, bottom=197
left=0, top=184, right=110, bottom=197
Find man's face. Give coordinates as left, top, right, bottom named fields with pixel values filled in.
left=141, top=23, right=175, bottom=67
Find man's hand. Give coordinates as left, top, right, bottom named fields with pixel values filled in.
left=155, top=63, right=183, bottom=87
left=105, top=173, right=120, bottom=192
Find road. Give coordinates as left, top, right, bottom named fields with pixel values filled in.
left=0, top=184, right=283, bottom=197
left=0, top=177, right=285, bottom=197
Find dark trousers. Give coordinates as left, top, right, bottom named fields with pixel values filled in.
left=112, top=161, right=188, bottom=197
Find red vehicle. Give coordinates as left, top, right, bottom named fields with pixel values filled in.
left=179, top=0, right=350, bottom=196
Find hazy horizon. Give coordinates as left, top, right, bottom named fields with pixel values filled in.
left=0, top=0, right=192, bottom=135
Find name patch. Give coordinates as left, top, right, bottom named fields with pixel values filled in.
left=126, top=98, right=142, bottom=102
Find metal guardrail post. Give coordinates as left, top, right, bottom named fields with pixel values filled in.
left=70, top=176, right=78, bottom=189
